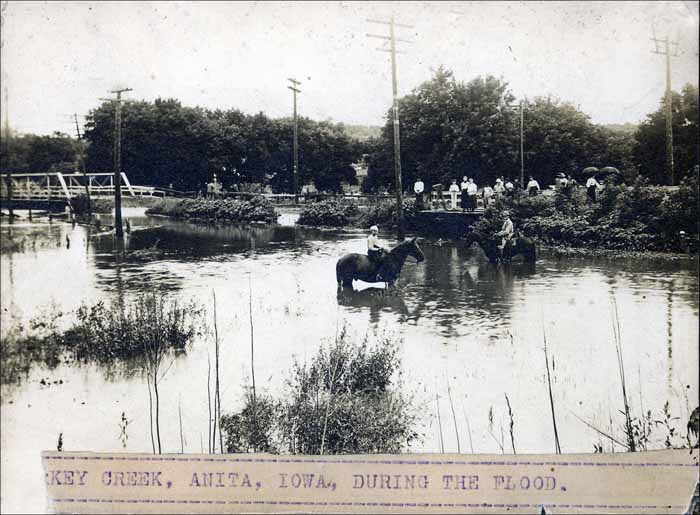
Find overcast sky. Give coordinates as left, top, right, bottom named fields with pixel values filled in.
left=1, top=1, right=699, bottom=135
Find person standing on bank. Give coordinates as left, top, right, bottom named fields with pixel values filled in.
left=460, top=176, right=469, bottom=212
left=505, top=178, right=515, bottom=198
left=483, top=183, right=494, bottom=208
left=449, top=179, right=460, bottom=210
left=586, top=175, right=601, bottom=202
left=467, top=178, right=478, bottom=211
left=494, top=178, right=505, bottom=201
left=414, top=177, right=425, bottom=211
left=526, top=176, right=540, bottom=197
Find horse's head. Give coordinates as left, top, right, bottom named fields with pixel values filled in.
left=406, top=237, right=425, bottom=263
left=464, top=230, right=499, bottom=263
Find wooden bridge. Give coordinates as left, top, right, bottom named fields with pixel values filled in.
left=0, top=172, right=164, bottom=210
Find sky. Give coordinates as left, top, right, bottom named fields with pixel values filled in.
left=1, top=1, right=699, bottom=135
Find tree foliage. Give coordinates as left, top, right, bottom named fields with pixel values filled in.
left=634, top=83, right=700, bottom=185
left=0, top=132, right=79, bottom=173
left=365, top=67, right=641, bottom=192
left=82, top=99, right=362, bottom=193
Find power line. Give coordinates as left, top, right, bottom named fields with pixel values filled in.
left=287, top=78, right=301, bottom=195
left=108, top=87, right=132, bottom=237
left=367, top=16, right=414, bottom=240
left=651, top=31, right=680, bottom=185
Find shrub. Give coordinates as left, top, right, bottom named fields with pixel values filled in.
left=296, top=200, right=360, bottom=227
left=360, top=198, right=419, bottom=229
left=63, top=293, right=203, bottom=364
left=147, top=196, right=278, bottom=223
left=220, top=327, right=419, bottom=455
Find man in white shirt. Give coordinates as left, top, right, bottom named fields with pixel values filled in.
left=526, top=176, right=540, bottom=197
left=367, top=225, right=385, bottom=279
left=586, top=176, right=600, bottom=202
left=494, top=178, right=505, bottom=200
left=504, top=179, right=514, bottom=198
left=467, top=178, right=478, bottom=211
left=449, top=179, right=460, bottom=210
left=414, top=178, right=425, bottom=210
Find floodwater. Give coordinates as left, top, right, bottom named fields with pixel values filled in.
left=1, top=208, right=699, bottom=513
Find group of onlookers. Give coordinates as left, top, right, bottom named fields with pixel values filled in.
left=413, top=172, right=606, bottom=211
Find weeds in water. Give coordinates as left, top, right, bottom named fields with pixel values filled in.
left=220, top=327, right=419, bottom=455
left=505, top=393, right=516, bottom=454
left=118, top=412, right=131, bottom=449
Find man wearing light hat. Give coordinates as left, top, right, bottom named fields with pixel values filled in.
left=368, top=225, right=384, bottom=261
left=495, top=211, right=514, bottom=261
left=367, top=225, right=386, bottom=279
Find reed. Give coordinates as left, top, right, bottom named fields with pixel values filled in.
left=542, top=321, right=562, bottom=454
left=611, top=296, right=635, bottom=451
left=446, top=375, right=461, bottom=453
left=505, top=393, right=516, bottom=454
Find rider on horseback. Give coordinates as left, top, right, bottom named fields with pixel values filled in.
left=495, top=211, right=514, bottom=262
left=367, top=225, right=386, bottom=280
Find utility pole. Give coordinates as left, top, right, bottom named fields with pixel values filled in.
left=74, top=113, right=92, bottom=217
left=506, top=101, right=525, bottom=188
left=367, top=16, right=413, bottom=239
left=287, top=78, right=301, bottom=195
left=108, top=88, right=131, bottom=237
left=2, top=86, right=12, bottom=221
left=651, top=32, right=679, bottom=185
left=519, top=101, right=524, bottom=187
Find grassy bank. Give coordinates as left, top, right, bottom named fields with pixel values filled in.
left=475, top=172, right=699, bottom=254
left=146, top=196, right=278, bottom=223
left=297, top=171, right=699, bottom=255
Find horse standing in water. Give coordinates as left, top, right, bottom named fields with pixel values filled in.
left=336, top=237, right=425, bottom=290
left=464, top=230, right=537, bottom=264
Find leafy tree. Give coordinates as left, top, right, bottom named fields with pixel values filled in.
left=365, top=67, right=622, bottom=192
left=634, top=83, right=699, bottom=184
left=83, top=99, right=360, bottom=193
left=0, top=132, right=78, bottom=173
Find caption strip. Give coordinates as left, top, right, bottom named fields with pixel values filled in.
left=43, top=450, right=698, bottom=514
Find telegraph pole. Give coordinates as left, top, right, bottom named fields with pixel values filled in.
left=3, top=86, right=12, bottom=221
left=287, top=78, right=301, bottom=195
left=506, top=101, right=525, bottom=188
left=651, top=33, right=679, bottom=185
left=109, top=88, right=132, bottom=237
left=519, top=101, right=524, bottom=187
left=367, top=16, right=413, bottom=239
left=74, top=113, right=92, bottom=216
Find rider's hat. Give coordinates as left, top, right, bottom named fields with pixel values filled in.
left=370, top=225, right=379, bottom=232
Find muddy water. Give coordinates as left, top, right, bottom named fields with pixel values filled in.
left=1, top=209, right=698, bottom=513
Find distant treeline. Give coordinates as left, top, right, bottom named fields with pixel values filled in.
left=1, top=67, right=697, bottom=193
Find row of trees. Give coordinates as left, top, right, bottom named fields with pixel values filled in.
left=0, top=132, right=80, bottom=174
left=83, top=99, right=362, bottom=193
left=363, top=67, right=698, bottom=192
left=1, top=68, right=697, bottom=193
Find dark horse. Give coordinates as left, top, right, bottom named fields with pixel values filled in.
left=464, top=230, right=537, bottom=263
left=336, top=237, right=425, bottom=289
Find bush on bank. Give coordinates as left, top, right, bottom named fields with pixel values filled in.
left=296, top=200, right=361, bottom=227
left=146, top=196, right=278, bottom=223
left=476, top=169, right=699, bottom=253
